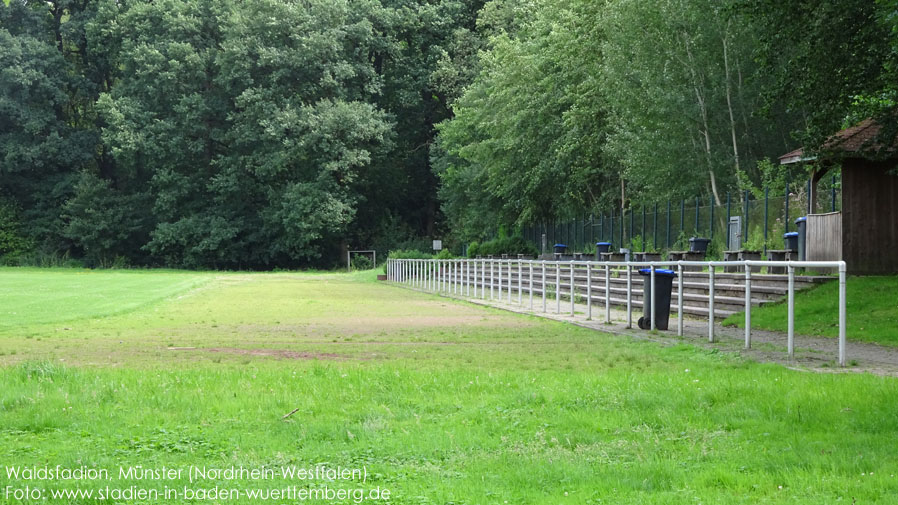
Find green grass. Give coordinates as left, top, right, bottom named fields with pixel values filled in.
left=1, top=268, right=897, bottom=503
left=0, top=267, right=211, bottom=329
left=722, top=275, right=898, bottom=345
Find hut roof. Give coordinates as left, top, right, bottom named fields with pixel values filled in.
left=779, top=119, right=898, bottom=165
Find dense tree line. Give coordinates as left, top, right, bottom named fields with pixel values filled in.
left=435, top=0, right=898, bottom=244
left=1, top=0, right=486, bottom=267
left=2, top=0, right=896, bottom=266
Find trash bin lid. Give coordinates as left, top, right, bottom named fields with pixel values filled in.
left=596, top=242, right=611, bottom=246
left=783, top=232, right=799, bottom=237
left=689, top=237, right=710, bottom=241
left=638, top=268, right=677, bottom=277
left=795, top=216, right=807, bottom=223
left=553, top=243, right=567, bottom=247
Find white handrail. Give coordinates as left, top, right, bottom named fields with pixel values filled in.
left=386, top=257, right=848, bottom=366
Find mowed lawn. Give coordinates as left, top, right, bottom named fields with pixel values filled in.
left=723, top=275, right=898, bottom=346
left=1, top=268, right=897, bottom=504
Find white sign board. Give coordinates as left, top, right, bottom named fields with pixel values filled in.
left=432, top=240, right=442, bottom=251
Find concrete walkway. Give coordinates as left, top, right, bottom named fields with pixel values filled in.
left=421, top=287, right=898, bottom=376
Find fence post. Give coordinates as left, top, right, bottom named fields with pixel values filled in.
left=604, top=262, right=611, bottom=324
left=709, top=267, right=715, bottom=342
left=629, top=208, right=634, bottom=247
left=586, top=263, right=592, bottom=319
left=787, top=264, right=794, bottom=358
left=653, top=203, right=658, bottom=251
left=490, top=260, right=494, bottom=299
left=542, top=261, right=547, bottom=312
left=709, top=199, right=714, bottom=239
left=764, top=186, right=769, bottom=257
left=529, top=261, right=534, bottom=310
left=650, top=265, right=656, bottom=330
left=785, top=181, right=790, bottom=232
left=666, top=199, right=671, bottom=248
left=726, top=193, right=731, bottom=249
left=744, top=265, right=752, bottom=349
left=839, top=261, right=847, bottom=367
left=481, top=259, right=486, bottom=299
left=680, top=199, right=685, bottom=237
left=807, top=178, right=812, bottom=214
left=555, top=262, right=561, bottom=313
left=569, top=263, right=575, bottom=316
left=677, top=261, right=684, bottom=337
left=626, top=266, right=632, bottom=328
left=744, top=190, right=750, bottom=246
left=518, top=260, right=523, bottom=304
left=694, top=197, right=700, bottom=236
left=642, top=206, right=646, bottom=243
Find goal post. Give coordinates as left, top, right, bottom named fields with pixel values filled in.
left=347, top=249, right=376, bottom=271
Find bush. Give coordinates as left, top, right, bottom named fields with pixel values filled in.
left=477, top=236, right=539, bottom=257
left=351, top=255, right=373, bottom=271
left=466, top=241, right=480, bottom=258
left=383, top=249, right=433, bottom=272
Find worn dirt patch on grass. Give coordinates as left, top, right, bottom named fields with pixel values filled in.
left=184, top=347, right=350, bottom=361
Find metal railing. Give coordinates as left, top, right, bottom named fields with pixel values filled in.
left=386, top=258, right=848, bottom=366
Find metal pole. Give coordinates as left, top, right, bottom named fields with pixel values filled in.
left=726, top=192, right=731, bottom=249
left=653, top=203, right=658, bottom=250
left=709, top=199, right=714, bottom=238
left=542, top=262, right=547, bottom=312
left=481, top=259, right=486, bottom=299
left=507, top=260, right=512, bottom=303
left=744, top=189, right=750, bottom=245
left=785, top=181, right=790, bottom=232
left=347, top=250, right=351, bottom=272
left=666, top=199, right=671, bottom=248
left=680, top=199, right=685, bottom=237
left=832, top=174, right=837, bottom=212
left=586, top=263, right=592, bottom=319
left=555, top=262, right=561, bottom=313
left=490, top=260, right=494, bottom=299
left=466, top=260, right=470, bottom=296
left=744, top=264, right=752, bottom=349
left=677, top=261, right=684, bottom=337
left=604, top=262, right=611, bottom=324
left=709, top=267, right=715, bottom=342
left=529, top=262, right=534, bottom=310
left=650, top=265, right=656, bottom=330
left=695, top=196, right=700, bottom=236
left=570, top=263, right=575, bottom=316
left=787, top=265, right=795, bottom=358
left=626, top=266, right=632, bottom=328
left=518, top=260, right=523, bottom=304
left=498, top=259, right=503, bottom=301
left=764, top=186, right=769, bottom=256
left=839, top=262, right=847, bottom=366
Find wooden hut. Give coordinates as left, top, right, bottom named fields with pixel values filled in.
left=779, top=119, right=898, bottom=275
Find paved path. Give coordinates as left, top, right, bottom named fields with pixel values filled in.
left=418, top=287, right=898, bottom=376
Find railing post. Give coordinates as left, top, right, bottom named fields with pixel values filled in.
left=650, top=265, right=656, bottom=331
left=528, top=261, right=534, bottom=310
left=518, top=260, right=523, bottom=304
left=626, top=265, right=632, bottom=328
left=677, top=261, right=684, bottom=337
left=490, top=260, right=494, bottom=299
left=744, top=263, right=752, bottom=349
left=541, top=261, right=547, bottom=312
left=586, top=263, right=592, bottom=319
left=481, top=259, right=486, bottom=299
left=604, top=262, right=611, bottom=324
left=787, top=264, right=795, bottom=358
left=507, top=260, right=513, bottom=303
left=839, top=262, right=847, bottom=367
left=569, top=262, right=575, bottom=316
left=708, top=266, right=715, bottom=342
left=555, top=262, right=561, bottom=313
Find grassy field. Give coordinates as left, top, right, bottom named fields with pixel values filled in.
left=723, top=275, right=898, bottom=346
left=1, top=267, right=897, bottom=504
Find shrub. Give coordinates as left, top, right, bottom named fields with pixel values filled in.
left=466, top=241, right=480, bottom=258
left=351, top=255, right=373, bottom=271
left=477, top=236, right=538, bottom=257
